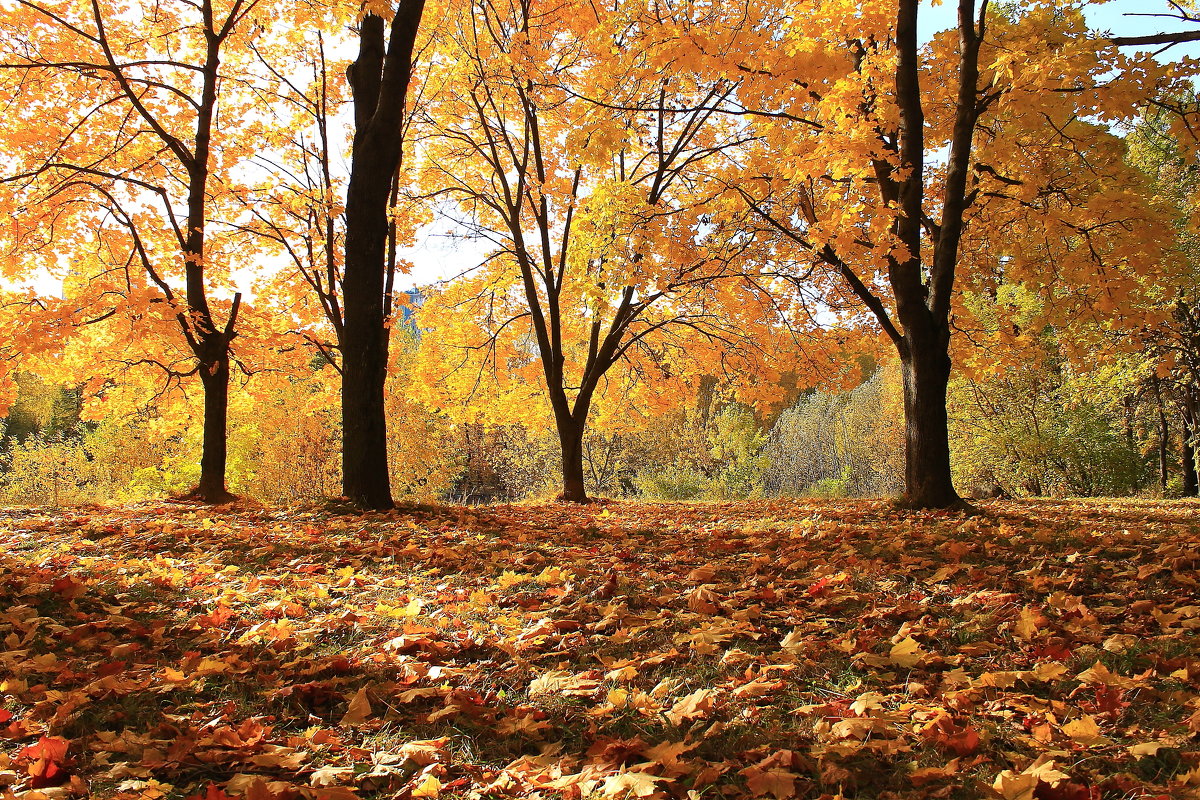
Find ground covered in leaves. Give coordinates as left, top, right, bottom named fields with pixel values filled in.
left=1, top=499, right=1199, bottom=800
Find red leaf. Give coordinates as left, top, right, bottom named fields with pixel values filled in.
left=19, top=736, right=70, bottom=787
left=185, top=783, right=235, bottom=800
left=806, top=577, right=831, bottom=597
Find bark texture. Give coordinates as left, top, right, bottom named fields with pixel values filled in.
left=341, top=1, right=426, bottom=510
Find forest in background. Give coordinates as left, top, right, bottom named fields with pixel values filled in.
left=1, top=330, right=1195, bottom=505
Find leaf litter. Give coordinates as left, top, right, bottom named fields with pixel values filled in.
left=0, top=498, right=1198, bottom=799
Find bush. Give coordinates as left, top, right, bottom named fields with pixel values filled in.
left=633, top=405, right=769, bottom=500
left=766, top=364, right=904, bottom=498
left=633, top=464, right=712, bottom=500
left=948, top=357, right=1147, bottom=497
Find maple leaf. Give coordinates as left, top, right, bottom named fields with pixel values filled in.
left=992, top=757, right=1071, bottom=800
left=641, top=741, right=694, bottom=775
left=1061, top=715, right=1109, bottom=747
left=888, top=636, right=923, bottom=668
left=184, top=784, right=235, bottom=800
left=1075, top=662, right=1136, bottom=688
left=19, top=736, right=70, bottom=788
left=779, top=629, right=805, bottom=654
left=310, top=766, right=355, bottom=787
left=1014, top=605, right=1045, bottom=640
left=528, top=670, right=601, bottom=697
left=686, top=584, right=721, bottom=614
left=921, top=715, right=981, bottom=756
left=411, top=774, right=441, bottom=798
left=908, top=758, right=959, bottom=786
left=665, top=689, right=714, bottom=726
left=339, top=687, right=373, bottom=727
left=739, top=766, right=801, bottom=799
left=601, top=771, right=664, bottom=798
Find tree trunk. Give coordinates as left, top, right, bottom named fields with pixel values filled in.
left=1156, top=387, right=1170, bottom=495
left=341, top=126, right=394, bottom=509
left=1151, top=375, right=1170, bottom=493
left=339, top=3, right=426, bottom=510
left=341, top=307, right=392, bottom=509
left=193, top=356, right=235, bottom=503
left=898, top=330, right=962, bottom=509
left=1184, top=392, right=1199, bottom=497
left=1183, top=427, right=1198, bottom=496
left=1124, top=396, right=1140, bottom=493
left=557, top=418, right=588, bottom=503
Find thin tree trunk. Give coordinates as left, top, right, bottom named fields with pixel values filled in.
left=1153, top=376, right=1170, bottom=494
left=1160, top=419, right=1171, bottom=494
left=1184, top=390, right=1199, bottom=497
left=1124, top=395, right=1140, bottom=494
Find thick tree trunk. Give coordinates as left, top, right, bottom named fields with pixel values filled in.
left=193, top=357, right=235, bottom=503
left=341, top=305, right=392, bottom=508
left=338, top=3, right=425, bottom=510
left=341, top=150, right=394, bottom=509
left=557, top=418, right=588, bottom=503
left=898, top=330, right=962, bottom=509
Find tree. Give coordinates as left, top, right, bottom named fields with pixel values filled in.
left=339, top=0, right=428, bottom=509
left=0, top=0, right=269, bottom=502
left=412, top=0, right=800, bottom=502
left=712, top=0, right=1195, bottom=508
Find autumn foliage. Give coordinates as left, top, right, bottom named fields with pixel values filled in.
left=1, top=500, right=1200, bottom=798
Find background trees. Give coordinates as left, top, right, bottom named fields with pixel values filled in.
left=701, top=0, right=1192, bottom=507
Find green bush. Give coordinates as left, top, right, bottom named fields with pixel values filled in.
left=633, top=464, right=712, bottom=500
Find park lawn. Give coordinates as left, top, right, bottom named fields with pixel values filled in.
left=0, top=498, right=1198, bottom=800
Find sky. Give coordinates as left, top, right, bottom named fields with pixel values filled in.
left=920, top=0, right=1200, bottom=55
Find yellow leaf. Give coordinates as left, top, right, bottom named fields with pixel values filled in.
left=497, top=571, right=530, bottom=589
left=412, top=775, right=441, bottom=798
left=1127, top=741, right=1165, bottom=757
left=601, top=771, right=663, bottom=798
left=780, top=629, right=804, bottom=654
left=991, top=771, right=1038, bottom=800
left=1075, top=661, right=1134, bottom=688
left=1029, top=662, right=1067, bottom=682
left=888, top=636, right=923, bottom=668
left=1062, top=715, right=1108, bottom=747
left=1014, top=606, right=1042, bottom=640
